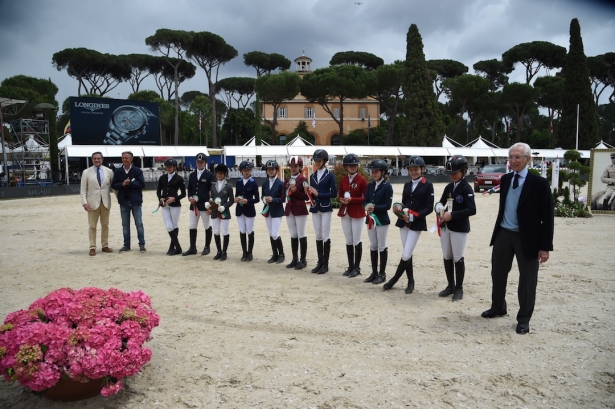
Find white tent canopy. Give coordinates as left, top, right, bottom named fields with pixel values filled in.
left=596, top=140, right=614, bottom=149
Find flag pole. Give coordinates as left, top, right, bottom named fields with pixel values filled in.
left=199, top=111, right=202, bottom=146
left=575, top=104, right=579, bottom=150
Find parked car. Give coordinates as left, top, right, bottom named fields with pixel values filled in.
left=473, top=164, right=507, bottom=192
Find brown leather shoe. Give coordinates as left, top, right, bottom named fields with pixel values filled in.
left=101, top=247, right=113, bottom=253
left=89, top=249, right=96, bottom=256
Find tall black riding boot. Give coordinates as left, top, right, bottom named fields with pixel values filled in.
left=275, top=237, right=285, bottom=264
left=213, top=234, right=222, bottom=260
left=240, top=233, right=248, bottom=261
left=343, top=244, right=354, bottom=276
left=311, top=240, right=323, bottom=273
left=439, top=259, right=455, bottom=297
left=372, top=248, right=388, bottom=285
left=287, top=237, right=299, bottom=268
left=348, top=242, right=362, bottom=278
left=202, top=227, right=212, bottom=255
left=604, top=198, right=610, bottom=210
left=453, top=257, right=465, bottom=301
left=383, top=257, right=410, bottom=290
left=317, top=240, right=330, bottom=274
left=182, top=229, right=198, bottom=256
left=169, top=229, right=182, bottom=255
left=267, top=237, right=278, bottom=263
left=364, top=250, right=379, bottom=283
left=247, top=232, right=254, bottom=261
left=166, top=231, right=175, bottom=255
left=295, top=237, right=308, bottom=270
left=405, top=257, right=415, bottom=294
left=221, top=234, right=229, bottom=260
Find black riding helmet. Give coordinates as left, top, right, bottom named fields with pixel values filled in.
left=369, top=158, right=388, bottom=174
left=444, top=155, right=468, bottom=174
left=239, top=161, right=253, bottom=171
left=343, top=153, right=360, bottom=166
left=404, top=156, right=425, bottom=168
left=313, top=149, right=329, bottom=163
left=265, top=160, right=279, bottom=170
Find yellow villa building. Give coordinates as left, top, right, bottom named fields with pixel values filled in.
left=261, top=53, right=380, bottom=146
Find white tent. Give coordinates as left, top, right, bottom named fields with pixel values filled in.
left=468, top=136, right=498, bottom=149
left=595, top=140, right=614, bottom=149
left=285, top=135, right=314, bottom=147
left=57, top=133, right=72, bottom=149
left=442, top=135, right=462, bottom=148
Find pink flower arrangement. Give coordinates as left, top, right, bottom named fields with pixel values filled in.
left=0, top=287, right=160, bottom=397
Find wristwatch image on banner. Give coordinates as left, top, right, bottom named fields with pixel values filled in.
left=104, top=105, right=157, bottom=145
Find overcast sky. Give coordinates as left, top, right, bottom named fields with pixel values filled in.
left=0, top=0, right=613, bottom=114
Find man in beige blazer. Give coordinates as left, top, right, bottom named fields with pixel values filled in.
left=81, top=151, right=114, bottom=256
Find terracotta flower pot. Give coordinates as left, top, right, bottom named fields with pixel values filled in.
left=43, top=377, right=106, bottom=402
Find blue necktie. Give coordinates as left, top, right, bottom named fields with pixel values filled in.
left=513, top=173, right=520, bottom=189
left=97, top=167, right=102, bottom=186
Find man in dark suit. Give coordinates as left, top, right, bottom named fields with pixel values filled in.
left=112, top=151, right=146, bottom=253
left=482, top=143, right=554, bottom=334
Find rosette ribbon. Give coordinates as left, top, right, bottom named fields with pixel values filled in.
left=392, top=202, right=418, bottom=222
left=153, top=198, right=166, bottom=213
left=303, top=181, right=315, bottom=207
left=341, top=191, right=351, bottom=215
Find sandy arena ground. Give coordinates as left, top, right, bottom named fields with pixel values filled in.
left=0, top=182, right=614, bottom=409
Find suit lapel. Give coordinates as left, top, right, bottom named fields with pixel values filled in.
left=518, top=172, right=533, bottom=206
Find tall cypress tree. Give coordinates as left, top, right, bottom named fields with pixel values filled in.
left=559, top=18, right=598, bottom=149
left=402, top=24, right=444, bottom=146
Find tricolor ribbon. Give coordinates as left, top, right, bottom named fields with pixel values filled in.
left=367, top=213, right=382, bottom=230
left=152, top=203, right=161, bottom=213
left=483, top=185, right=501, bottom=195
left=192, top=195, right=199, bottom=216
left=435, top=213, right=442, bottom=236
left=261, top=204, right=269, bottom=217
left=303, top=181, right=315, bottom=207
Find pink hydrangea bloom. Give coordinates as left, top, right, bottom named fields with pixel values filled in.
left=0, top=288, right=159, bottom=397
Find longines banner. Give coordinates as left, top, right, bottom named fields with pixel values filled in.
left=69, top=97, right=160, bottom=145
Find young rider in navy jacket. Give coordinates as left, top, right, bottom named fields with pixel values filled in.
left=435, top=155, right=476, bottom=301
left=383, top=156, right=434, bottom=293
left=363, top=159, right=393, bottom=284
left=308, top=149, right=337, bottom=274
left=235, top=161, right=260, bottom=262
left=262, top=160, right=285, bottom=264
left=181, top=152, right=215, bottom=256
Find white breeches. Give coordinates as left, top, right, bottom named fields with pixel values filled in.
left=341, top=215, right=364, bottom=245
left=236, top=215, right=255, bottom=234
left=265, top=216, right=282, bottom=239
left=212, top=217, right=230, bottom=236
left=439, top=229, right=468, bottom=262
left=161, top=206, right=181, bottom=232
left=367, top=224, right=389, bottom=252
left=286, top=214, right=308, bottom=238
left=399, top=227, right=422, bottom=261
left=311, top=212, right=332, bottom=241
left=189, top=209, right=211, bottom=230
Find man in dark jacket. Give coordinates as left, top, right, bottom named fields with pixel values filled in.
left=482, top=143, right=554, bottom=335
left=112, top=151, right=146, bottom=252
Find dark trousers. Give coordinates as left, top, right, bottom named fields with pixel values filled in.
left=491, top=228, right=539, bottom=323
